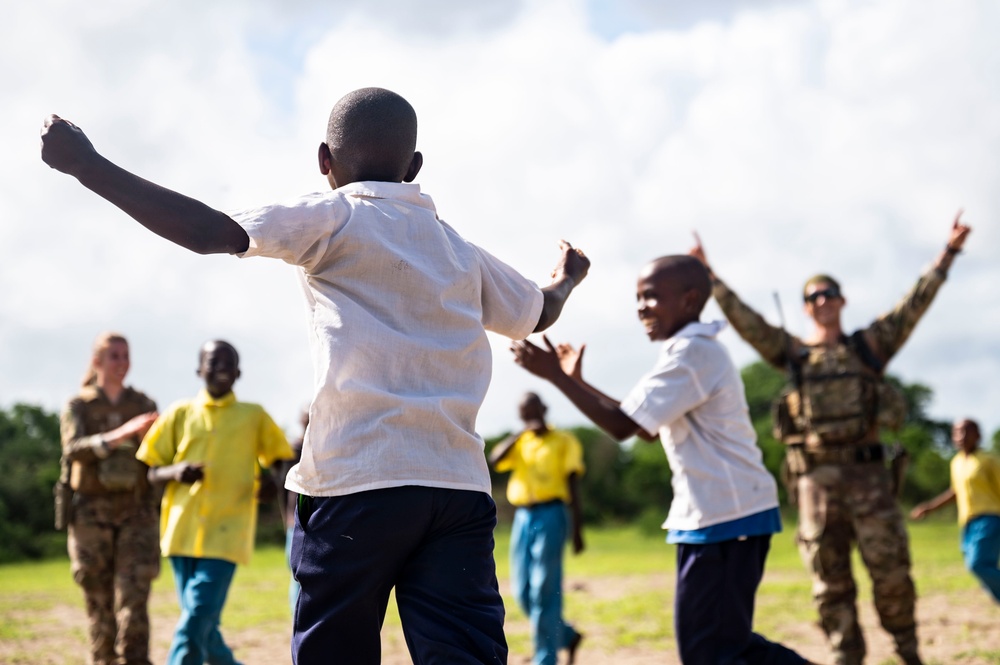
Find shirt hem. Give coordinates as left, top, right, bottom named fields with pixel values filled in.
left=285, top=477, right=492, bottom=498
left=662, top=499, right=780, bottom=532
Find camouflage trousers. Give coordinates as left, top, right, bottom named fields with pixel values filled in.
left=68, top=492, right=160, bottom=665
left=796, top=462, right=921, bottom=665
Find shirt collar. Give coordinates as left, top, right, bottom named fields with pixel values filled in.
left=672, top=320, right=727, bottom=341
left=196, top=389, right=237, bottom=407
left=337, top=181, right=437, bottom=213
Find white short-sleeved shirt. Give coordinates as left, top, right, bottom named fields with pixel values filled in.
left=231, top=181, right=543, bottom=497
left=620, top=321, right=779, bottom=531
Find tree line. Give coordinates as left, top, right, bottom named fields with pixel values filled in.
left=1, top=361, right=996, bottom=562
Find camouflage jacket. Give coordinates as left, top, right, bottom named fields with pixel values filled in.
left=713, top=267, right=947, bottom=445
left=61, top=385, right=157, bottom=496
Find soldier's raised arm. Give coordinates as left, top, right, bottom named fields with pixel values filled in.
left=864, top=211, right=971, bottom=364
left=689, top=232, right=794, bottom=368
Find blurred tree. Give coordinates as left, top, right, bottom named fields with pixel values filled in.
left=0, top=404, right=65, bottom=561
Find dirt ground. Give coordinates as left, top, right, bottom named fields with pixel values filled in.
left=10, top=573, right=997, bottom=665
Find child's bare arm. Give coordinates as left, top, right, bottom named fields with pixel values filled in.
left=488, top=431, right=523, bottom=466
left=40, top=115, right=249, bottom=255
left=510, top=336, right=646, bottom=441
left=147, top=462, right=205, bottom=485
left=909, top=487, right=955, bottom=520
left=534, top=241, right=590, bottom=332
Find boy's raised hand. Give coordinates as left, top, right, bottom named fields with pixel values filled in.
left=550, top=240, right=590, bottom=286
left=510, top=335, right=564, bottom=382
left=40, top=114, right=97, bottom=177
left=555, top=342, right=586, bottom=380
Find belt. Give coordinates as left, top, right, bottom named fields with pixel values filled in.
left=518, top=499, right=564, bottom=510
left=803, top=443, right=885, bottom=466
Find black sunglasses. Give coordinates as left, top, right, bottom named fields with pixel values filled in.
left=804, top=286, right=841, bottom=304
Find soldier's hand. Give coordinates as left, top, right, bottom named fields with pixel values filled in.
left=40, top=114, right=98, bottom=176
left=909, top=505, right=928, bottom=520
left=113, top=412, right=159, bottom=445
left=946, top=209, right=971, bottom=252
left=689, top=231, right=710, bottom=269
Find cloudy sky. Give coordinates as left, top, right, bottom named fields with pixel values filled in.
left=4, top=0, right=998, bottom=441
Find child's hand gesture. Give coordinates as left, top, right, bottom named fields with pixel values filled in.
left=174, top=463, right=205, bottom=484
left=40, top=114, right=97, bottom=176
left=555, top=342, right=586, bottom=380
left=510, top=335, right=564, bottom=381
left=550, top=240, right=590, bottom=287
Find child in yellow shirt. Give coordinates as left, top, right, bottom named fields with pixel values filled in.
left=137, top=340, right=293, bottom=664
left=911, top=419, right=1000, bottom=603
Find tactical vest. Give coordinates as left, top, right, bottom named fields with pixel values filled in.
left=772, top=332, right=906, bottom=447
left=69, top=386, right=154, bottom=495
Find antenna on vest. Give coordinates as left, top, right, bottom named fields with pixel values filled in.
left=773, top=292, right=803, bottom=388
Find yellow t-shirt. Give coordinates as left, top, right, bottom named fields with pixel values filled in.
left=950, top=450, right=1000, bottom=526
left=136, top=390, right=293, bottom=565
left=495, top=428, right=584, bottom=507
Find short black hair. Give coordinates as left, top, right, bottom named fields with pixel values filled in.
left=199, top=339, right=239, bottom=367
left=326, top=88, right=418, bottom=182
left=646, top=255, right=712, bottom=314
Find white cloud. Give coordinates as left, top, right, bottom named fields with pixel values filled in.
left=3, top=0, right=998, bottom=441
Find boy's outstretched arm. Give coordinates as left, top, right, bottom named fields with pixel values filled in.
left=40, top=115, right=249, bottom=255
left=510, top=336, right=646, bottom=442
left=909, top=487, right=955, bottom=520
left=534, top=241, right=590, bottom=332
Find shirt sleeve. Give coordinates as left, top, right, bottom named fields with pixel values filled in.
left=563, top=432, right=585, bottom=476
left=256, top=409, right=295, bottom=469
left=60, top=398, right=107, bottom=463
left=136, top=405, right=182, bottom=468
left=865, top=267, right=946, bottom=362
left=620, top=349, right=710, bottom=438
left=230, top=192, right=349, bottom=274
left=492, top=434, right=521, bottom=474
left=712, top=277, right=793, bottom=368
left=471, top=244, right=544, bottom=340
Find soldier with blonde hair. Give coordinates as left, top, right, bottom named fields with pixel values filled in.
left=690, top=213, right=971, bottom=665
left=60, top=332, right=159, bottom=665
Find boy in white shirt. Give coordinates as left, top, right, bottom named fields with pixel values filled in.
left=511, top=255, right=810, bottom=664
left=41, top=87, right=590, bottom=664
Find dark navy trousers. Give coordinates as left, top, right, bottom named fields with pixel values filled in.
left=675, top=535, right=807, bottom=665
left=290, top=486, right=507, bottom=665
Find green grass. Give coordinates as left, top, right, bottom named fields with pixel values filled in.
left=0, top=517, right=993, bottom=663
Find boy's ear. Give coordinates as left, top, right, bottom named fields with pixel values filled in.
left=318, top=143, right=333, bottom=175
left=403, top=151, right=423, bottom=183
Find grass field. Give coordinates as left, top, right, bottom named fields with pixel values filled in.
left=1, top=516, right=998, bottom=664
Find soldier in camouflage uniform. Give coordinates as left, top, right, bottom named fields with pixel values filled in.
left=690, top=212, right=971, bottom=665
left=61, top=332, right=160, bottom=665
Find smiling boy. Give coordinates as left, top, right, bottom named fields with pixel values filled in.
left=511, top=255, right=810, bottom=664
left=137, top=340, right=292, bottom=665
